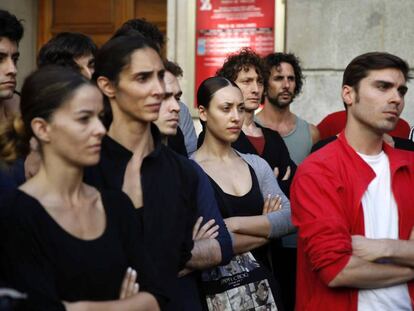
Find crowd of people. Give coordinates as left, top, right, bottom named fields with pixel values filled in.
left=1, top=8, right=414, bottom=311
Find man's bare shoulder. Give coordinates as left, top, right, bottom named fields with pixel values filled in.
left=309, top=123, right=320, bottom=144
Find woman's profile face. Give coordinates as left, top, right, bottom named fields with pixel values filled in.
left=44, top=84, right=106, bottom=167
left=200, top=85, right=245, bottom=143
left=114, top=47, right=165, bottom=124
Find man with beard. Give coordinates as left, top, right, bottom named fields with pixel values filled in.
left=255, top=52, right=319, bottom=310
left=256, top=53, right=319, bottom=165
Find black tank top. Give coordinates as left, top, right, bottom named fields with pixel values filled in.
left=207, top=164, right=270, bottom=268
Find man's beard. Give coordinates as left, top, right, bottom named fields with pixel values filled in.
left=267, top=92, right=294, bottom=109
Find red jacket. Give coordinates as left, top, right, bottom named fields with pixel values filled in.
left=291, top=133, right=414, bottom=311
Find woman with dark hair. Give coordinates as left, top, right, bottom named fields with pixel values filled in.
left=198, top=48, right=296, bottom=197
left=86, top=34, right=218, bottom=310
left=193, top=76, right=294, bottom=310
left=0, top=66, right=165, bottom=310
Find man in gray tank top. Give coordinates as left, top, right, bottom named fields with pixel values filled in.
left=256, top=53, right=319, bottom=165
left=255, top=52, right=320, bottom=311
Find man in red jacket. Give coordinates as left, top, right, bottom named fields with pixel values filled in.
left=291, top=52, right=414, bottom=311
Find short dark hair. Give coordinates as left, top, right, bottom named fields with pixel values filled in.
left=0, top=9, right=24, bottom=43
left=263, top=52, right=304, bottom=96
left=112, top=18, right=165, bottom=52
left=37, top=32, right=97, bottom=70
left=343, top=52, right=411, bottom=89
left=216, top=47, right=264, bottom=83
left=164, top=60, right=183, bottom=78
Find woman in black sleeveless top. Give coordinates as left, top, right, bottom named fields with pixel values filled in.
left=192, top=77, right=294, bottom=311
left=207, top=165, right=270, bottom=268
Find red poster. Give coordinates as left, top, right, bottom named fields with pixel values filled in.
left=195, top=0, right=275, bottom=104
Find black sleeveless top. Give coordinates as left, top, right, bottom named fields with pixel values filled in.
left=207, top=164, right=270, bottom=268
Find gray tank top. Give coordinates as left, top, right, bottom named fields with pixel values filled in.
left=283, top=116, right=313, bottom=248
left=282, top=116, right=312, bottom=165
left=254, top=115, right=309, bottom=248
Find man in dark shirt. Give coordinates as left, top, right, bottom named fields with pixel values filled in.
left=0, top=10, right=25, bottom=193
left=153, top=60, right=233, bottom=309
left=154, top=60, right=187, bottom=157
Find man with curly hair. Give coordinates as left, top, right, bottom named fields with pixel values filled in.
left=254, top=52, right=320, bottom=311
left=256, top=52, right=320, bottom=165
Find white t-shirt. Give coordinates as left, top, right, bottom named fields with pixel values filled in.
left=357, top=151, right=412, bottom=311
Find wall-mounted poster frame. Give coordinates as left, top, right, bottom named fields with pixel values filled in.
left=195, top=0, right=281, bottom=105
left=167, top=0, right=285, bottom=115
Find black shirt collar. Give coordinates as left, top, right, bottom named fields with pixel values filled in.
left=102, top=123, right=163, bottom=162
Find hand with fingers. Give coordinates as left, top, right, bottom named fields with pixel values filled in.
left=192, top=217, right=219, bottom=240
left=274, top=166, right=291, bottom=181
left=63, top=267, right=141, bottom=310
left=262, top=194, right=282, bottom=215
left=282, top=166, right=291, bottom=181
left=119, top=267, right=139, bottom=299
left=273, top=167, right=280, bottom=178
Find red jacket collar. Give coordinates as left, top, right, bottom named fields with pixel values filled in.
left=337, top=130, right=410, bottom=177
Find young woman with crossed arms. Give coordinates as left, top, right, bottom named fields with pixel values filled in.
left=193, top=77, right=295, bottom=310
left=0, top=66, right=165, bottom=310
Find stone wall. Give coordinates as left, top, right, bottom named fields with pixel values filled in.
left=286, top=0, right=414, bottom=126
left=4, top=0, right=413, bottom=128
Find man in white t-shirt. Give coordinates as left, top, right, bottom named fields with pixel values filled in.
left=291, top=52, right=414, bottom=311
